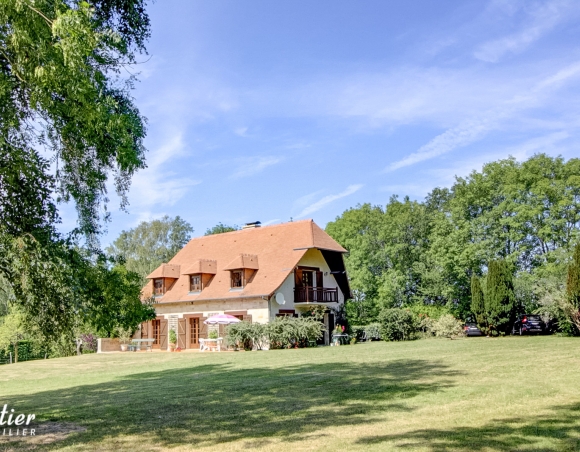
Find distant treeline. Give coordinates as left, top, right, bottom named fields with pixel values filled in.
left=326, top=154, right=580, bottom=326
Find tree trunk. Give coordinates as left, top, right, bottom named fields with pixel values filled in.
left=76, top=338, right=83, bottom=356
left=14, top=342, right=18, bottom=363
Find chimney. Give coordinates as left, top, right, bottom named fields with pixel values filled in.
left=243, top=221, right=261, bottom=229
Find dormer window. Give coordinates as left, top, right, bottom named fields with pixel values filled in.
left=190, top=274, right=202, bottom=292
left=231, top=270, right=243, bottom=288
left=153, top=278, right=164, bottom=296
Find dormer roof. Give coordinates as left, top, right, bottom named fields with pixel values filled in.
left=181, top=259, right=217, bottom=275
left=147, top=263, right=181, bottom=279
left=223, top=254, right=259, bottom=271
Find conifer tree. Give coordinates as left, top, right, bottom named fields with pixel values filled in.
left=470, top=275, right=486, bottom=329
left=485, top=259, right=516, bottom=334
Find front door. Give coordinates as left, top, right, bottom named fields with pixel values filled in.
left=189, top=318, right=200, bottom=348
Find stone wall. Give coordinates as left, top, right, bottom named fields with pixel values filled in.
left=97, top=338, right=121, bottom=353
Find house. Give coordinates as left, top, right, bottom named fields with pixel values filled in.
left=136, top=219, right=351, bottom=349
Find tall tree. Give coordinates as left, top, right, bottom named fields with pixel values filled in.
left=107, top=216, right=194, bottom=282
left=470, top=275, right=485, bottom=329
left=0, top=0, right=151, bottom=339
left=485, top=259, right=516, bottom=334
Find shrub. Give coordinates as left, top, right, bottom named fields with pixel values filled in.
left=432, top=314, right=465, bottom=339
left=225, top=321, right=266, bottom=350
left=378, top=308, right=417, bottom=341
left=266, top=317, right=323, bottom=349
left=350, top=323, right=382, bottom=341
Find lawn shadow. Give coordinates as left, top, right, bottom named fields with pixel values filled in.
left=1, top=357, right=461, bottom=450
left=357, top=402, right=580, bottom=451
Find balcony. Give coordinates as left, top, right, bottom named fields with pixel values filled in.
left=294, top=286, right=338, bottom=304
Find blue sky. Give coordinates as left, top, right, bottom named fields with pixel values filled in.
left=71, top=0, right=580, bottom=245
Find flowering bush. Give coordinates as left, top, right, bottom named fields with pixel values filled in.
left=432, top=314, right=465, bottom=339
left=80, top=334, right=97, bottom=353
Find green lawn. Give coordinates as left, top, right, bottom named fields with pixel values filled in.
left=1, top=336, right=579, bottom=451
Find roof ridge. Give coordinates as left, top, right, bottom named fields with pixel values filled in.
left=186, top=219, right=314, bottom=242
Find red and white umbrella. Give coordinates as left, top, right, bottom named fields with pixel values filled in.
left=204, top=314, right=242, bottom=325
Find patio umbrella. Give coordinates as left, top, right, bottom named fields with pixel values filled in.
left=204, top=314, right=242, bottom=325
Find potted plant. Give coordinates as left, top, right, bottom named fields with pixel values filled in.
left=118, top=328, right=132, bottom=352
left=168, top=329, right=177, bottom=352
left=208, top=329, right=218, bottom=340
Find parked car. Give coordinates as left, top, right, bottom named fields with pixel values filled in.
left=464, top=323, right=483, bottom=337
left=512, top=315, right=546, bottom=335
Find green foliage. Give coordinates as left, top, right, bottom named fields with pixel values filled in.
left=168, top=329, right=177, bottom=345
left=107, top=215, right=194, bottom=283
left=0, top=0, right=150, bottom=238
left=266, top=317, right=324, bottom=349
left=485, top=260, right=516, bottom=334
left=0, top=307, right=27, bottom=362
left=205, top=223, right=240, bottom=235
left=432, top=314, right=465, bottom=339
left=470, top=275, right=486, bottom=329
left=0, top=0, right=153, bottom=349
left=225, top=321, right=266, bottom=350
left=327, top=154, right=580, bottom=325
left=208, top=329, right=218, bottom=340
left=378, top=308, right=417, bottom=341
left=298, top=305, right=327, bottom=322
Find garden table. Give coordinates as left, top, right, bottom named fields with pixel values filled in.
left=199, top=338, right=223, bottom=352
left=130, top=339, right=155, bottom=352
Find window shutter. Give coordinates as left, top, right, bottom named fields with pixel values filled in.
left=242, top=314, right=253, bottom=323
left=200, top=318, right=208, bottom=339
left=294, top=269, right=302, bottom=286
left=159, top=320, right=168, bottom=350
left=178, top=319, right=186, bottom=349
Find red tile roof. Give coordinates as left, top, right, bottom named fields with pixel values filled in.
left=142, top=219, right=346, bottom=302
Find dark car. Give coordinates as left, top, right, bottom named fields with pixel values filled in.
left=512, top=315, right=546, bottom=335
left=464, top=323, right=483, bottom=337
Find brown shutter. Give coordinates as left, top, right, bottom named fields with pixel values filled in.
left=316, top=271, right=323, bottom=288
left=185, top=319, right=191, bottom=349
left=159, top=320, right=168, bottom=350
left=178, top=319, right=186, bottom=349
left=242, top=314, right=253, bottom=323
left=294, top=269, right=302, bottom=286
left=200, top=318, right=208, bottom=339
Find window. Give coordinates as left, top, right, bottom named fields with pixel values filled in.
left=153, top=279, right=164, bottom=296
left=231, top=270, right=243, bottom=288
left=190, top=274, right=202, bottom=292
left=152, top=319, right=161, bottom=345
left=190, top=318, right=199, bottom=345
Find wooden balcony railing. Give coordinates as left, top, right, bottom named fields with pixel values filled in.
left=294, top=286, right=338, bottom=303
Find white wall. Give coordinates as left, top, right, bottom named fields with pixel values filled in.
left=270, top=248, right=344, bottom=319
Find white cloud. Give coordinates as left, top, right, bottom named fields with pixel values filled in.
left=385, top=60, right=580, bottom=172
left=296, top=185, right=363, bottom=218
left=474, top=0, right=572, bottom=63
left=229, top=156, right=284, bottom=179
left=127, top=133, right=201, bottom=211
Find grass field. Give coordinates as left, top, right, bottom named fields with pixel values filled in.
left=1, top=336, right=579, bottom=451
